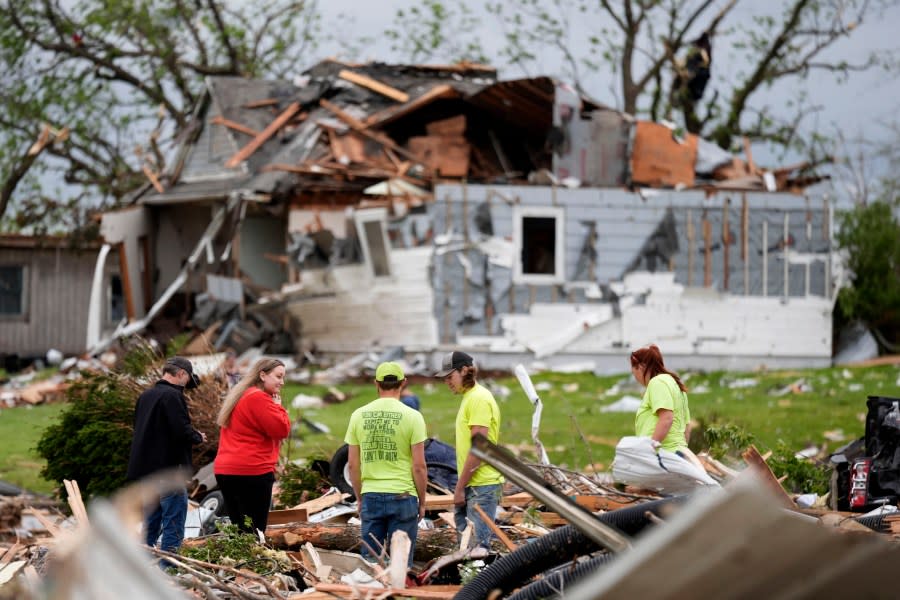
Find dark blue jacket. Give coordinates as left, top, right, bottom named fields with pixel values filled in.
left=126, top=380, right=203, bottom=480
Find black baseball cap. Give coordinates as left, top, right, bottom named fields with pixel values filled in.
left=166, top=356, right=200, bottom=389
left=434, top=351, right=474, bottom=377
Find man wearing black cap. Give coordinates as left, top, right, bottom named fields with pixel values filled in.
left=127, top=356, right=207, bottom=555
left=435, top=351, right=504, bottom=551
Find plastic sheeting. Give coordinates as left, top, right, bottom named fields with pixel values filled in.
left=612, top=436, right=720, bottom=495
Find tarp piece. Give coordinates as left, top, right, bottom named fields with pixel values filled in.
left=611, top=436, right=720, bottom=494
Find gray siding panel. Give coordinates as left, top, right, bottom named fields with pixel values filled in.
left=431, top=184, right=832, bottom=343
left=0, top=246, right=117, bottom=356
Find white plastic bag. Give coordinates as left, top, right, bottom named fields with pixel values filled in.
left=612, top=436, right=720, bottom=495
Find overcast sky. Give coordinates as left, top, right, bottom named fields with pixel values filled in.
left=308, top=0, right=899, bottom=197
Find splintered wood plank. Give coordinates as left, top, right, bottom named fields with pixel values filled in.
left=319, top=99, right=419, bottom=163
left=740, top=445, right=795, bottom=509
left=290, top=492, right=350, bottom=514
left=339, top=69, right=409, bottom=103
left=210, top=115, right=261, bottom=138
left=473, top=504, right=517, bottom=551
left=364, top=84, right=460, bottom=128
left=63, top=479, right=89, bottom=527
left=225, top=101, right=301, bottom=168
left=243, top=98, right=279, bottom=108
left=141, top=165, right=164, bottom=193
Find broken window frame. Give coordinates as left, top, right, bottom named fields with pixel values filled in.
left=353, top=208, right=392, bottom=278
left=513, top=205, right=566, bottom=285
left=108, top=273, right=126, bottom=324
left=0, top=264, right=28, bottom=319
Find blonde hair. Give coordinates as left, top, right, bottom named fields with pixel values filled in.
left=216, top=358, right=285, bottom=427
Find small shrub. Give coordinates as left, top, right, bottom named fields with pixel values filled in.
left=36, top=338, right=223, bottom=500
left=274, top=460, right=331, bottom=509
left=37, top=370, right=135, bottom=498
left=767, top=442, right=831, bottom=495
left=694, top=417, right=755, bottom=460
left=180, top=521, right=292, bottom=574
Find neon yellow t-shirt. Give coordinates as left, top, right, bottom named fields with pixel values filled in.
left=634, top=373, right=691, bottom=452
left=344, top=397, right=427, bottom=495
left=455, top=383, right=504, bottom=487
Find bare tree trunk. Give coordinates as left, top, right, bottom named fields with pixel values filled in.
left=266, top=523, right=462, bottom=562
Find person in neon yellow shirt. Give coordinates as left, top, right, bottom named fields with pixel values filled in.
left=345, top=362, right=427, bottom=565
left=435, top=351, right=504, bottom=550
left=630, top=344, right=691, bottom=453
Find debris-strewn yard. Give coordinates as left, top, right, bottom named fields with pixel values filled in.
left=2, top=359, right=900, bottom=598
left=290, top=363, right=900, bottom=478
left=2, top=363, right=899, bottom=495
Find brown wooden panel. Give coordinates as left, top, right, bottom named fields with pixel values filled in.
left=630, top=121, right=698, bottom=187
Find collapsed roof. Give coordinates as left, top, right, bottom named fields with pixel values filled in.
left=136, top=59, right=822, bottom=207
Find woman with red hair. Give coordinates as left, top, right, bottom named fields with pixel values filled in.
left=629, top=345, right=691, bottom=453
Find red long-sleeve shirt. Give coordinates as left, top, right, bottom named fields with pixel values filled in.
left=214, top=387, right=291, bottom=476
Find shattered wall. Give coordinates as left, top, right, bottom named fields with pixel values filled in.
left=431, top=184, right=833, bottom=344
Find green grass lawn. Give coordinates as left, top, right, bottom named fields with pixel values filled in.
left=284, top=363, right=900, bottom=473
left=0, top=402, right=67, bottom=494
left=3, top=363, right=899, bottom=494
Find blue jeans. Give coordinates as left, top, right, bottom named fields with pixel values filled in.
left=455, top=484, right=502, bottom=549
left=145, top=489, right=188, bottom=553
left=359, top=492, right=419, bottom=567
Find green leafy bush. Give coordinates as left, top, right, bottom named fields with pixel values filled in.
left=767, top=442, right=831, bottom=495
left=180, top=521, right=292, bottom=574
left=36, top=338, right=223, bottom=500
left=274, top=459, right=331, bottom=509
left=693, top=417, right=755, bottom=460
left=37, top=370, right=135, bottom=498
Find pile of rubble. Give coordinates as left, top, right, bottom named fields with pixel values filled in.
left=4, top=439, right=900, bottom=599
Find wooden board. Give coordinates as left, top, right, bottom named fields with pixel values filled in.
left=424, top=491, right=536, bottom=512
left=740, top=445, right=795, bottom=509
left=407, top=135, right=470, bottom=177
left=574, top=495, right=637, bottom=512
left=426, top=115, right=466, bottom=136
left=630, top=121, right=697, bottom=188
left=267, top=508, right=309, bottom=526
left=339, top=69, right=410, bottom=103
left=289, top=492, right=350, bottom=514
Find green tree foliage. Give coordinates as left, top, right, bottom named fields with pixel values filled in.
left=37, top=370, right=135, bottom=499
left=767, top=442, right=831, bottom=495
left=383, top=0, right=891, bottom=159
left=0, top=0, right=320, bottom=231
left=836, top=200, right=900, bottom=347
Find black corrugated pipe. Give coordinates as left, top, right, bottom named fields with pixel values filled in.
left=453, top=496, right=685, bottom=600
left=853, top=513, right=891, bottom=533
left=505, top=553, right=615, bottom=600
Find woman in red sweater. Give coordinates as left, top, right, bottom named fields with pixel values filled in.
left=214, top=357, right=291, bottom=533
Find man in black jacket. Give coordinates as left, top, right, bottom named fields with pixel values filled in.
left=127, top=356, right=206, bottom=553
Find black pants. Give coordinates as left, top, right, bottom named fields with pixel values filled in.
left=216, top=472, right=275, bottom=533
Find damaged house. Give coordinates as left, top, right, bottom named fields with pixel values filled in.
left=92, top=59, right=834, bottom=371
left=0, top=235, right=122, bottom=361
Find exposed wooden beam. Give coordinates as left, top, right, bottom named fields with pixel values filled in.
left=339, top=69, right=409, bottom=103
left=225, top=101, right=301, bottom=168
left=319, top=99, right=420, bottom=164
left=210, top=115, right=261, bottom=138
